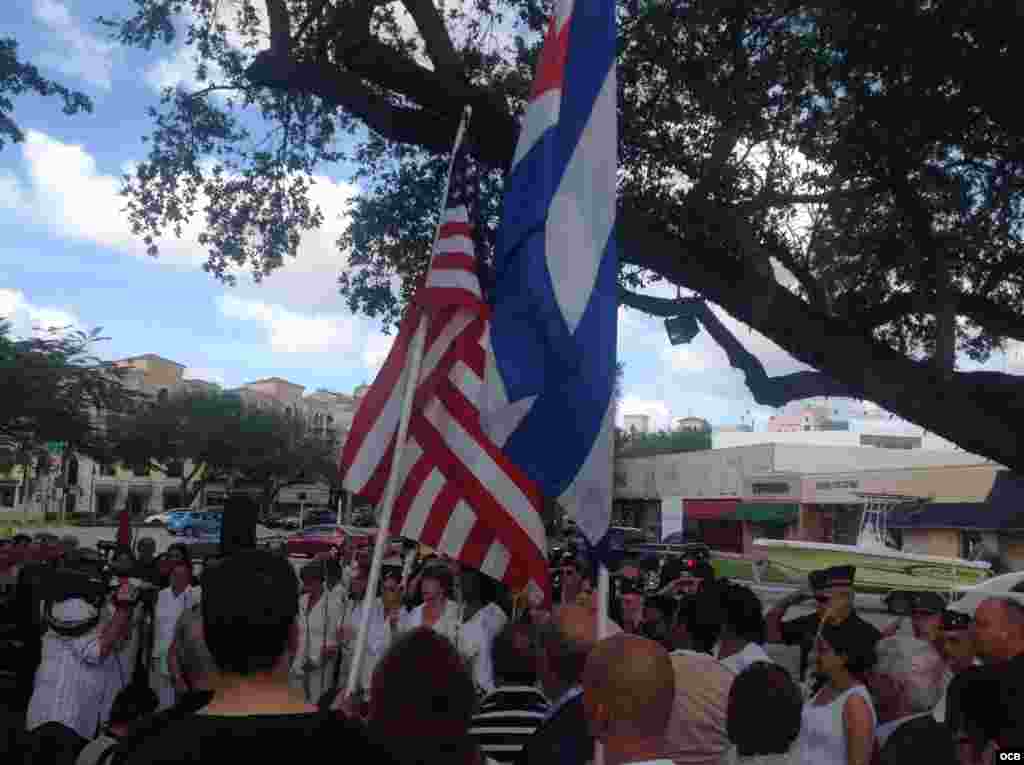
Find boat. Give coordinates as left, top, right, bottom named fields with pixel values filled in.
left=752, top=493, right=991, bottom=594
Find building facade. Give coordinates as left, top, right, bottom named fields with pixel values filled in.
left=0, top=353, right=368, bottom=519
left=613, top=442, right=1019, bottom=566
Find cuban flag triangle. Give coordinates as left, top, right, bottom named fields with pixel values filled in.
left=339, top=117, right=550, bottom=601
left=483, top=0, right=618, bottom=560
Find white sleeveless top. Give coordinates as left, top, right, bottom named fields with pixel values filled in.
left=798, top=685, right=876, bottom=765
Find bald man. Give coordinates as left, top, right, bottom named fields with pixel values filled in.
left=583, top=635, right=676, bottom=765
left=972, top=597, right=1024, bottom=665
left=517, top=605, right=600, bottom=765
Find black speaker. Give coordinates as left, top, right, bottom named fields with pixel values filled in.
left=220, top=495, right=259, bottom=555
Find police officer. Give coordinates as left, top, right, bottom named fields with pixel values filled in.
left=764, top=565, right=881, bottom=685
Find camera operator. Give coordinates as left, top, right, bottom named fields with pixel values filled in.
left=24, top=580, right=138, bottom=745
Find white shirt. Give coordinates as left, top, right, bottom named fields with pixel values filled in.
left=25, top=599, right=134, bottom=739
left=798, top=685, right=876, bottom=765
left=875, top=713, right=929, bottom=748
left=292, top=588, right=345, bottom=677
left=153, top=585, right=201, bottom=676
left=343, top=596, right=404, bottom=690
left=713, top=642, right=775, bottom=676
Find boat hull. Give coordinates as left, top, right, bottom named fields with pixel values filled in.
left=751, top=539, right=990, bottom=593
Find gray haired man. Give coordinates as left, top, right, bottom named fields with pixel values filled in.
left=864, top=636, right=956, bottom=762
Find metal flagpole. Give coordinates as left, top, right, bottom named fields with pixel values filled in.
left=345, top=104, right=474, bottom=698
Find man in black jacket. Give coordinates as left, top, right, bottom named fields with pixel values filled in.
left=517, top=604, right=598, bottom=765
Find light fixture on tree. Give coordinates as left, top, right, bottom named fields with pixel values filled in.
left=664, top=314, right=700, bottom=346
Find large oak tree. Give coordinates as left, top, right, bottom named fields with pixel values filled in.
left=99, top=1, right=1024, bottom=471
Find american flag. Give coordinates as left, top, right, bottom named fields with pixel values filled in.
left=339, top=134, right=550, bottom=599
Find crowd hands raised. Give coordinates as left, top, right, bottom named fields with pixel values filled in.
left=2, top=534, right=1023, bottom=765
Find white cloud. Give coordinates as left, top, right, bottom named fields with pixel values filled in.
left=362, top=332, right=394, bottom=374
left=10, top=130, right=359, bottom=312
left=0, top=288, right=80, bottom=338
left=32, top=0, right=117, bottom=90
left=144, top=47, right=203, bottom=93
left=217, top=295, right=363, bottom=354
left=183, top=366, right=229, bottom=387
left=215, top=294, right=392, bottom=381
left=617, top=396, right=672, bottom=431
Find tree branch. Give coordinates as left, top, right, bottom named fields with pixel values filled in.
left=400, top=0, right=462, bottom=77
left=860, top=290, right=1024, bottom=342
left=264, top=0, right=292, bottom=56
left=617, top=204, right=1024, bottom=470
left=245, top=52, right=517, bottom=170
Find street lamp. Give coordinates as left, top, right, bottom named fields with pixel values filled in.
left=664, top=314, right=700, bottom=346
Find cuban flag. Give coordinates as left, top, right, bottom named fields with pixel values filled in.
left=483, top=0, right=618, bottom=558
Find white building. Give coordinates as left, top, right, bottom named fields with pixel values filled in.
left=622, top=414, right=652, bottom=435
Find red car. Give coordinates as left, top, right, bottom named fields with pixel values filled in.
left=284, top=525, right=399, bottom=559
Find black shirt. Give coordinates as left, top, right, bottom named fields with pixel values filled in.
left=779, top=611, right=882, bottom=681
left=123, top=708, right=388, bottom=764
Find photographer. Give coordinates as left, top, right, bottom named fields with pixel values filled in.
left=24, top=580, right=138, bottom=744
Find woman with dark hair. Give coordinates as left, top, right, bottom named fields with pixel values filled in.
left=713, top=584, right=774, bottom=675
left=797, top=621, right=877, bottom=765
left=367, top=627, right=484, bottom=765
left=401, top=563, right=488, bottom=694
left=723, top=661, right=803, bottom=765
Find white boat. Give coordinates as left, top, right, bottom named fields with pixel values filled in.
left=752, top=493, right=991, bottom=593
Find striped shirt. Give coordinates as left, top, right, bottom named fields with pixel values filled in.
left=469, top=684, right=550, bottom=763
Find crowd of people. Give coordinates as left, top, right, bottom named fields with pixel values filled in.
left=1, top=531, right=1022, bottom=765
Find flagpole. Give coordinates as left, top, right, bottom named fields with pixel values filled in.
left=345, top=104, right=474, bottom=699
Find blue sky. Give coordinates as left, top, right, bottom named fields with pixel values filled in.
left=3, top=1, right=1021, bottom=437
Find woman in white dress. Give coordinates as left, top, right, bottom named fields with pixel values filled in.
left=290, top=561, right=344, bottom=704
left=797, top=620, right=877, bottom=765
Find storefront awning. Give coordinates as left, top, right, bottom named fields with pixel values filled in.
left=683, top=499, right=738, bottom=520
left=888, top=471, right=1024, bottom=530
left=729, top=502, right=800, bottom=524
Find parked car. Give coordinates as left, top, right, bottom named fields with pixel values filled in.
left=278, top=514, right=302, bottom=531
left=948, top=570, right=1024, bottom=616
left=304, top=509, right=337, bottom=526
left=284, top=524, right=384, bottom=558
left=167, top=507, right=223, bottom=536
left=180, top=510, right=223, bottom=538
left=285, top=525, right=351, bottom=558
left=145, top=508, right=191, bottom=527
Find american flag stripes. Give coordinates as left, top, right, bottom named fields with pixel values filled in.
left=339, top=133, right=550, bottom=600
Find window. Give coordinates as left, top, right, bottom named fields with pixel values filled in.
left=0, top=486, right=15, bottom=508
left=166, top=461, right=184, bottom=478
left=101, top=462, right=117, bottom=477
left=132, top=463, right=150, bottom=477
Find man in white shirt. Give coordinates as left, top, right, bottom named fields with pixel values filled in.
left=582, top=633, right=677, bottom=765
left=25, top=583, right=136, bottom=740
left=151, top=554, right=200, bottom=710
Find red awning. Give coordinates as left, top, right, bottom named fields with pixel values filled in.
left=683, top=499, right=739, bottom=520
